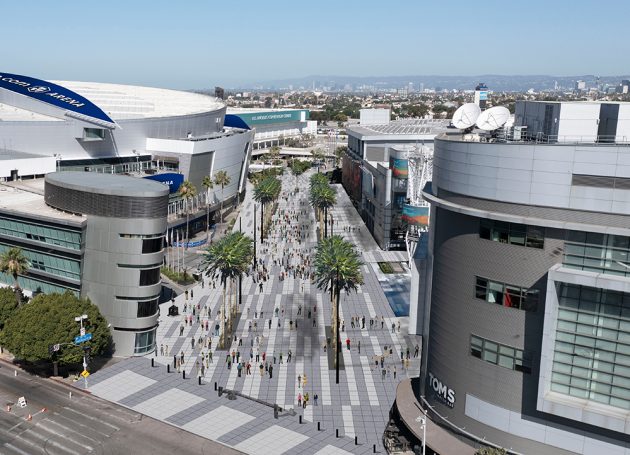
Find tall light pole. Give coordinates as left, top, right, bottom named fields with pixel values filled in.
left=75, top=314, right=88, bottom=389
left=253, top=204, right=257, bottom=267
left=415, top=415, right=427, bottom=455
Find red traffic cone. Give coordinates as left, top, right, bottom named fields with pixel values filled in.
left=26, top=414, right=32, bottom=421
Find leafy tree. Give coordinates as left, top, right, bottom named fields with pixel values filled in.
left=203, top=232, right=253, bottom=348
left=253, top=176, right=282, bottom=241
left=309, top=174, right=336, bottom=239
left=313, top=235, right=363, bottom=383
left=178, top=180, right=197, bottom=247
left=0, top=287, right=19, bottom=330
left=1, top=291, right=111, bottom=369
left=0, top=247, right=30, bottom=306
left=202, top=175, right=214, bottom=241
left=214, top=170, right=231, bottom=224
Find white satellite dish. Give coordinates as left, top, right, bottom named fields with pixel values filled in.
left=475, top=106, right=511, bottom=131
left=452, top=103, right=481, bottom=129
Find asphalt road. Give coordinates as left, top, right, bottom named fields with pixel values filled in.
left=0, top=364, right=242, bottom=455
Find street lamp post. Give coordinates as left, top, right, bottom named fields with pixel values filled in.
left=253, top=204, right=257, bottom=267
left=415, top=414, right=427, bottom=455
left=74, top=314, right=89, bottom=389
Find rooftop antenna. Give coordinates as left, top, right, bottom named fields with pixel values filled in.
left=475, top=106, right=510, bottom=131
left=452, top=103, right=481, bottom=130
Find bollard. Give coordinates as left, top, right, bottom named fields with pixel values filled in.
left=198, top=376, right=201, bottom=385
left=167, top=364, right=170, bottom=373
left=68, top=391, right=72, bottom=400
left=173, top=355, right=176, bottom=369
left=214, top=381, right=217, bottom=391
left=182, top=371, right=186, bottom=380
left=218, top=386, right=223, bottom=397
left=317, top=421, right=320, bottom=431
left=355, top=436, right=358, bottom=445
left=373, top=444, right=376, bottom=453
left=336, top=429, right=339, bottom=438
left=299, top=415, right=302, bottom=424
left=14, top=370, right=17, bottom=377
left=151, top=358, right=154, bottom=367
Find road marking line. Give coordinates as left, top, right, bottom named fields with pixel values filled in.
left=63, top=407, right=119, bottom=431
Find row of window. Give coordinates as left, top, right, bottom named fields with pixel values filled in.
left=563, top=231, right=630, bottom=278
left=134, top=328, right=156, bottom=354
left=479, top=219, right=544, bottom=249
left=0, top=216, right=82, bottom=250
left=137, top=299, right=159, bottom=318
left=470, top=334, right=532, bottom=374
left=475, top=277, right=539, bottom=311
left=552, top=283, right=630, bottom=410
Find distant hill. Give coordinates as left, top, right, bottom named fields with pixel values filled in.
left=229, top=74, right=630, bottom=92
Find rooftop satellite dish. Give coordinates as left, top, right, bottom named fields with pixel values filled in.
left=475, top=106, right=510, bottom=131
left=452, top=103, right=481, bottom=129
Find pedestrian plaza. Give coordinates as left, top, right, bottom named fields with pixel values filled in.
left=82, top=170, right=419, bottom=454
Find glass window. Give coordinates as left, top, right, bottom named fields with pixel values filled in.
left=470, top=334, right=530, bottom=373
left=137, top=299, right=159, bottom=318
left=142, top=237, right=163, bottom=254
left=134, top=328, right=156, bottom=354
left=139, top=268, right=161, bottom=286
left=564, top=231, right=630, bottom=278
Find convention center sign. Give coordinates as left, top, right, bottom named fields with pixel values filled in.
left=0, top=72, right=115, bottom=128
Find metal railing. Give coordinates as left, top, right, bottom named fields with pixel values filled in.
left=418, top=396, right=524, bottom=455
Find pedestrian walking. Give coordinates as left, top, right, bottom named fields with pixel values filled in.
left=269, top=364, right=273, bottom=379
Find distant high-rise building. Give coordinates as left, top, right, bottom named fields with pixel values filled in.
left=621, top=80, right=630, bottom=94
left=214, top=86, right=225, bottom=100
left=474, top=83, right=488, bottom=110
left=575, top=80, right=586, bottom=91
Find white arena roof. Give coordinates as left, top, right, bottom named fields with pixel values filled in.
left=0, top=81, right=224, bottom=121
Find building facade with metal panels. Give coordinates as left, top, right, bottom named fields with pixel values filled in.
left=343, top=117, right=449, bottom=250
left=410, top=112, right=630, bottom=454
left=0, top=172, right=169, bottom=357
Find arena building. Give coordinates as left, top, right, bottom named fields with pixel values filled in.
left=0, top=72, right=255, bottom=356
left=400, top=101, right=630, bottom=454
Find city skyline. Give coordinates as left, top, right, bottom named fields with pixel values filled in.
left=2, top=0, right=628, bottom=89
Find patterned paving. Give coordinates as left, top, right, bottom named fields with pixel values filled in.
left=82, top=170, right=419, bottom=454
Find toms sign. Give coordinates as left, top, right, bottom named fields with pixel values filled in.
left=428, top=372, right=455, bottom=408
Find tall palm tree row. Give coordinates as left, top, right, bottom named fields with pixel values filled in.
left=252, top=175, right=282, bottom=242
left=313, top=235, right=364, bottom=383
left=0, top=247, right=30, bottom=306
left=213, top=170, right=231, bottom=224
left=178, top=180, right=197, bottom=249
left=202, top=175, right=214, bottom=241
left=203, top=232, right=253, bottom=348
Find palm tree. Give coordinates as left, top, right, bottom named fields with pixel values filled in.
left=202, top=175, right=214, bottom=242
left=309, top=174, right=335, bottom=239
left=253, top=176, right=282, bottom=242
left=214, top=170, right=231, bottom=224
left=178, top=180, right=197, bottom=249
left=0, top=247, right=30, bottom=305
left=313, top=235, right=363, bottom=384
left=203, top=232, right=253, bottom=348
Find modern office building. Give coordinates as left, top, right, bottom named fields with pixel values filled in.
left=403, top=101, right=630, bottom=454
left=0, top=172, right=168, bottom=356
left=342, top=114, right=448, bottom=250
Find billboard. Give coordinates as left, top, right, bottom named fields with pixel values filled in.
left=0, top=72, right=116, bottom=127
left=144, top=173, right=184, bottom=194
left=233, top=110, right=309, bottom=127
left=390, top=157, right=409, bottom=179
left=402, top=204, right=429, bottom=226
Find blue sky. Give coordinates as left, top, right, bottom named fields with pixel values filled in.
left=2, top=0, right=626, bottom=89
